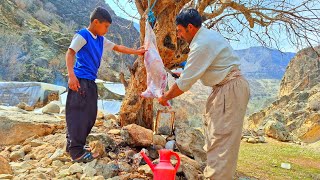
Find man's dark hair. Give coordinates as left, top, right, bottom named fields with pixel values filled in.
left=176, top=8, right=202, bottom=28
left=90, top=7, right=112, bottom=23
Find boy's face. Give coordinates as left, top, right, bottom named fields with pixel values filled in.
left=93, top=19, right=111, bottom=36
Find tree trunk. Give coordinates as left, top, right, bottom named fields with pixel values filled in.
left=119, top=1, right=189, bottom=129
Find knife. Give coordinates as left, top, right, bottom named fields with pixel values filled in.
left=164, top=67, right=180, bottom=79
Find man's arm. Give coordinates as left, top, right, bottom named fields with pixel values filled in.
left=113, top=45, right=146, bottom=55
left=65, top=48, right=80, bottom=91
left=158, top=83, right=184, bottom=106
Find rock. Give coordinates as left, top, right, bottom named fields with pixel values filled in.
left=103, top=120, right=114, bottom=128
left=89, top=141, right=105, bottom=158
left=124, top=150, right=135, bottom=160
left=258, top=136, right=266, bottom=143
left=21, top=144, right=32, bottom=154
left=108, top=152, right=117, bottom=159
left=97, top=111, right=104, bottom=120
left=83, top=165, right=97, bottom=177
left=153, top=135, right=167, bottom=147
left=0, top=174, right=13, bottom=179
left=118, top=162, right=133, bottom=173
left=24, top=105, right=35, bottom=111
left=166, top=135, right=175, bottom=141
left=52, top=160, right=64, bottom=167
left=104, top=114, right=117, bottom=121
left=265, top=121, right=291, bottom=141
left=87, top=133, right=116, bottom=150
left=38, top=157, right=53, bottom=167
left=138, top=164, right=153, bottom=175
left=30, top=139, right=44, bottom=147
left=9, top=150, right=25, bottom=161
left=69, top=163, right=83, bottom=174
left=0, top=155, right=13, bottom=174
left=49, top=148, right=64, bottom=160
left=29, top=144, right=56, bottom=160
left=121, top=124, right=153, bottom=147
left=10, top=161, right=35, bottom=174
left=10, top=145, right=22, bottom=151
left=57, top=169, right=70, bottom=178
left=247, top=137, right=257, bottom=143
left=42, top=101, right=61, bottom=114
left=108, top=129, right=121, bottom=135
left=17, top=102, right=27, bottom=110
left=92, top=176, right=105, bottom=180
left=308, top=92, right=320, bottom=111
left=175, top=127, right=206, bottom=162
left=0, top=113, right=62, bottom=145
left=23, top=154, right=35, bottom=161
left=146, top=147, right=159, bottom=159
left=178, top=153, right=202, bottom=180
left=95, top=161, right=119, bottom=179
left=165, top=140, right=176, bottom=150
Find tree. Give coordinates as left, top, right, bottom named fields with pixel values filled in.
left=115, top=0, right=320, bottom=129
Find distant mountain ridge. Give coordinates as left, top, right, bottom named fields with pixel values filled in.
left=236, top=46, right=295, bottom=79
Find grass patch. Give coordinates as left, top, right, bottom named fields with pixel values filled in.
left=237, top=138, right=320, bottom=179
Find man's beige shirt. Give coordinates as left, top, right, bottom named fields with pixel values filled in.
left=176, top=27, right=240, bottom=92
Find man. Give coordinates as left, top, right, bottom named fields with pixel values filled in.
left=158, top=9, right=250, bottom=179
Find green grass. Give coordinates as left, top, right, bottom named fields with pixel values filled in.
left=237, top=139, right=320, bottom=180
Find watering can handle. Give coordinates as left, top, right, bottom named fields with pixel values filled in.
left=171, top=151, right=181, bottom=172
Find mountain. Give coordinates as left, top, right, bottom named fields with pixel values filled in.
left=245, top=46, right=320, bottom=143
left=0, top=0, right=140, bottom=86
left=234, top=47, right=295, bottom=114
left=236, top=46, right=295, bottom=79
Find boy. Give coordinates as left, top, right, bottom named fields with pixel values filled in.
left=65, top=6, right=146, bottom=162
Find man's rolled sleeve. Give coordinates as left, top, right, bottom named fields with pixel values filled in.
left=176, top=44, right=217, bottom=92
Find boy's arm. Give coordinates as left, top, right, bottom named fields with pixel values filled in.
left=113, top=44, right=146, bottom=55
left=66, top=48, right=80, bottom=91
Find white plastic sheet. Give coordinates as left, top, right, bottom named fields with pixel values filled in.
left=0, top=82, right=41, bottom=106
left=98, top=99, right=122, bottom=115
left=141, top=21, right=167, bottom=98
left=0, top=82, right=66, bottom=106
left=103, top=81, right=125, bottom=96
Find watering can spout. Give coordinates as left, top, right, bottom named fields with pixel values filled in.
left=140, top=150, right=155, bottom=172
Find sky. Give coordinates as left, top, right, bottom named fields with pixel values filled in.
left=105, top=0, right=315, bottom=53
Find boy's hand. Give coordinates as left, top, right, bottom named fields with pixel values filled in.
left=136, top=46, right=147, bottom=56
left=68, top=75, right=80, bottom=91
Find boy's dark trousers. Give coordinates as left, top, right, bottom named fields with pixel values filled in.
left=65, top=78, right=98, bottom=160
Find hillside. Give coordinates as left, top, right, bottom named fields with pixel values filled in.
left=245, top=46, right=320, bottom=143
left=0, top=0, right=139, bottom=85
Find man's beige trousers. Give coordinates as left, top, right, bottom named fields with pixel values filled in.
left=203, top=76, right=250, bottom=180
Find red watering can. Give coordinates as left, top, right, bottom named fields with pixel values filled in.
left=140, top=149, right=181, bottom=180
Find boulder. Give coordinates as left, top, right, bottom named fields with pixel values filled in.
left=120, top=124, right=153, bottom=147
left=0, top=112, right=62, bottom=145
left=42, top=101, right=61, bottom=114
left=0, top=155, right=13, bottom=174
left=175, top=127, right=206, bottom=162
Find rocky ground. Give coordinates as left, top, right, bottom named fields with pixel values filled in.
left=0, top=103, right=208, bottom=180
left=1, top=101, right=319, bottom=180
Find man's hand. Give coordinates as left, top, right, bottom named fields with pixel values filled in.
left=158, top=96, right=170, bottom=106
left=68, top=75, right=80, bottom=91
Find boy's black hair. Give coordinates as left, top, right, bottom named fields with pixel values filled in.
left=176, top=8, right=202, bottom=28
left=90, top=6, right=112, bottom=23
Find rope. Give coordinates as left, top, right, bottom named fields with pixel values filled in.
left=147, top=0, right=157, bottom=28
